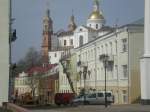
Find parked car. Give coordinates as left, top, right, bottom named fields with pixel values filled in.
left=72, top=91, right=114, bottom=105
left=54, top=93, right=75, bottom=106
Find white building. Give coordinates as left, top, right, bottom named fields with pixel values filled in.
left=49, top=50, right=64, bottom=64
left=75, top=21, right=144, bottom=104
left=47, top=0, right=144, bottom=105
left=57, top=0, right=114, bottom=94
left=15, top=72, right=31, bottom=96
left=0, top=0, right=9, bottom=105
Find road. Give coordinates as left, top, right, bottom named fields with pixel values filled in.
left=30, top=104, right=150, bottom=112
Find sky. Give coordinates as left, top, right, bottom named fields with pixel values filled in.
left=12, top=0, right=144, bottom=63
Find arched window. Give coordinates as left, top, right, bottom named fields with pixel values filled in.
left=64, top=40, right=67, bottom=46
left=79, top=35, right=83, bottom=47
left=96, top=24, right=98, bottom=29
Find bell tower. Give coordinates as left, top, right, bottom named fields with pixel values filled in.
left=68, top=11, right=77, bottom=32
left=42, top=9, right=53, bottom=64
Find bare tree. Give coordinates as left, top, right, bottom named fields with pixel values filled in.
left=27, top=72, right=41, bottom=103
left=15, top=47, right=43, bottom=75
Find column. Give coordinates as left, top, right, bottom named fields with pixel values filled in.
left=140, top=0, right=150, bottom=105
left=0, top=0, right=9, bottom=106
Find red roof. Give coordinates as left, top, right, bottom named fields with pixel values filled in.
left=26, top=64, right=57, bottom=76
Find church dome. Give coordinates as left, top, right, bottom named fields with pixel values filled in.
left=88, top=11, right=104, bottom=20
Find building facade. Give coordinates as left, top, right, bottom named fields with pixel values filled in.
left=15, top=72, right=31, bottom=96
left=75, top=23, right=144, bottom=104
left=40, top=0, right=144, bottom=105
left=56, top=0, right=112, bottom=94
left=14, top=64, right=59, bottom=104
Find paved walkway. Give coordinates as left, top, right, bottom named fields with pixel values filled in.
left=30, top=104, right=150, bottom=112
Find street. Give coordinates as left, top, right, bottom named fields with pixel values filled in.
left=30, top=105, right=150, bottom=112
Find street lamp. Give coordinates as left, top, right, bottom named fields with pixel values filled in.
left=79, top=70, right=82, bottom=90
left=83, top=66, right=88, bottom=105
left=77, top=60, right=88, bottom=105
left=99, top=54, right=109, bottom=108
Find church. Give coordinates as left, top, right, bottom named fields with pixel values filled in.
left=41, top=0, right=144, bottom=104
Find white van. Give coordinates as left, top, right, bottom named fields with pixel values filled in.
left=86, top=91, right=114, bottom=105
left=72, top=91, right=114, bottom=105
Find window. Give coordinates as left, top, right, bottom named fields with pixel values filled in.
left=54, top=53, right=57, bottom=57
left=97, top=47, right=100, bottom=55
left=80, top=28, right=83, bottom=31
left=106, top=93, right=112, bottom=97
left=59, top=40, right=61, bottom=46
left=64, top=40, right=66, bottom=46
left=79, top=36, right=83, bottom=47
left=105, top=44, right=108, bottom=54
left=110, top=42, right=112, bottom=54
left=101, top=45, right=103, bottom=54
left=70, top=39, right=73, bottom=45
left=88, top=93, right=96, bottom=98
left=122, top=90, right=128, bottom=103
left=44, top=25, right=48, bottom=31
left=115, top=40, right=117, bottom=55
left=122, top=38, right=127, bottom=52
left=98, top=93, right=104, bottom=97
left=114, top=65, right=118, bottom=79
left=96, top=24, right=98, bottom=29
left=122, top=65, right=128, bottom=78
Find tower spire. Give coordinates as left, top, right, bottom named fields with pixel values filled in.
left=46, top=0, right=50, bottom=17
left=68, top=10, right=77, bottom=31
left=41, top=2, right=53, bottom=64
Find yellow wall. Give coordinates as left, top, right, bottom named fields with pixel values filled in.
left=129, top=30, right=144, bottom=103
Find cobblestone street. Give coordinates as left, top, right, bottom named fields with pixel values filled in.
left=30, top=105, right=150, bottom=112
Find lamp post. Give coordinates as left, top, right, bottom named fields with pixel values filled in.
left=83, top=66, right=87, bottom=105
left=77, top=60, right=88, bottom=105
left=99, top=54, right=109, bottom=108
left=79, top=71, right=82, bottom=90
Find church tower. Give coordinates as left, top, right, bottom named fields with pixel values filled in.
left=68, top=12, right=77, bottom=31
left=42, top=9, right=53, bottom=64
left=87, top=0, right=105, bottom=30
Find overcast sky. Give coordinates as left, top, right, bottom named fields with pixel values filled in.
left=12, top=0, right=144, bottom=62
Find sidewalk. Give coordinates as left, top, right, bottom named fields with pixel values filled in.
left=30, top=104, right=150, bottom=112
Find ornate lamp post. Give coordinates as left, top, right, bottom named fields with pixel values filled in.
left=83, top=66, right=88, bottom=105
left=99, top=54, right=109, bottom=107
left=79, top=70, right=82, bottom=90
left=77, top=60, right=88, bottom=105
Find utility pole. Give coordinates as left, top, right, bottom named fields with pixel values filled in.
left=9, top=0, right=17, bottom=102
